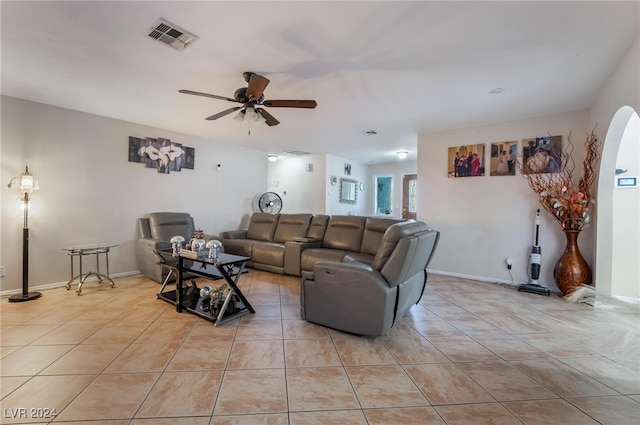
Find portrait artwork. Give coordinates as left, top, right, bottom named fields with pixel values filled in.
left=489, top=141, right=517, bottom=176
left=448, top=144, right=486, bottom=178
left=521, top=135, right=562, bottom=174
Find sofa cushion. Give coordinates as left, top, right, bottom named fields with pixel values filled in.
left=273, top=214, right=312, bottom=243
left=321, top=216, right=366, bottom=252
left=371, top=220, right=430, bottom=270
left=301, top=248, right=352, bottom=272
left=252, top=242, right=285, bottom=267
left=307, top=215, right=329, bottom=240
left=360, top=217, right=403, bottom=256
left=246, top=213, right=280, bottom=242
left=222, top=239, right=255, bottom=257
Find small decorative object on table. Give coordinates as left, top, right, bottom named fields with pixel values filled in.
left=519, top=128, right=601, bottom=295
left=189, top=229, right=206, bottom=255
left=170, top=235, right=185, bottom=256
left=206, top=239, right=223, bottom=262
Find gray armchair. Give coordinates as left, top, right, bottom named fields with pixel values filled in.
left=300, top=220, right=439, bottom=336
left=136, top=212, right=196, bottom=283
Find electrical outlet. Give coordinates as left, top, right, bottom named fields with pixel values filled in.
left=505, top=258, right=513, bottom=270
left=0, top=266, right=5, bottom=277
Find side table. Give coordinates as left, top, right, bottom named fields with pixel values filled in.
left=63, top=243, right=117, bottom=295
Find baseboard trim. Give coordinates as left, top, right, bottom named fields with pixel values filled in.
left=0, top=270, right=142, bottom=297
left=427, top=268, right=522, bottom=289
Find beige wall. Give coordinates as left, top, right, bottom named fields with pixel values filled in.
left=417, top=109, right=592, bottom=292
left=1, top=96, right=267, bottom=294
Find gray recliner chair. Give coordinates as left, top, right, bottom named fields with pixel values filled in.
left=136, top=212, right=197, bottom=283
left=300, top=220, right=440, bottom=336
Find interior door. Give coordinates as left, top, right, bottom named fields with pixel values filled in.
left=402, top=174, right=417, bottom=220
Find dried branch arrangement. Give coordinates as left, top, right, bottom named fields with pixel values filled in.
left=518, top=128, right=601, bottom=230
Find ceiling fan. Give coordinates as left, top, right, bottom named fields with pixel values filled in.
left=179, top=71, right=317, bottom=127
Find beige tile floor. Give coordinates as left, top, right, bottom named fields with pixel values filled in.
left=1, top=271, right=639, bottom=424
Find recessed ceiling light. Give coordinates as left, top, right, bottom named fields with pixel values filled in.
left=489, top=88, right=505, bottom=94
left=396, top=151, right=408, bottom=159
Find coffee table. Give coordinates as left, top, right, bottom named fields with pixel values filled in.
left=157, top=250, right=254, bottom=325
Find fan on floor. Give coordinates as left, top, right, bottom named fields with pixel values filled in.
left=179, top=71, right=317, bottom=127
left=258, top=192, right=282, bottom=214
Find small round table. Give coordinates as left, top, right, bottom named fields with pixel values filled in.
left=63, top=243, right=117, bottom=295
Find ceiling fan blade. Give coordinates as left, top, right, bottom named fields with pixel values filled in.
left=179, top=89, right=237, bottom=103
left=246, top=74, right=270, bottom=101
left=257, top=108, right=280, bottom=126
left=205, top=106, right=242, bottom=120
left=262, top=99, right=317, bottom=108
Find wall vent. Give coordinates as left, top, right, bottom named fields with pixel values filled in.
left=147, top=18, right=199, bottom=51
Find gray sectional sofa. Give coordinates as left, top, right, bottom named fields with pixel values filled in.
left=302, top=219, right=440, bottom=335
left=219, top=213, right=405, bottom=276
left=220, top=212, right=440, bottom=335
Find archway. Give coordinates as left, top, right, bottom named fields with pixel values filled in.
left=595, top=106, right=640, bottom=299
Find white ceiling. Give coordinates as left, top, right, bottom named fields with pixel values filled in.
left=2, top=1, right=638, bottom=164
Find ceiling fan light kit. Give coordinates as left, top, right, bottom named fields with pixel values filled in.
left=180, top=71, right=317, bottom=130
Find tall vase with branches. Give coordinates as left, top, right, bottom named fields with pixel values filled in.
left=518, top=129, right=601, bottom=295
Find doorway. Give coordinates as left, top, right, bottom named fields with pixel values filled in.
left=402, top=174, right=417, bottom=220
left=596, top=106, right=640, bottom=299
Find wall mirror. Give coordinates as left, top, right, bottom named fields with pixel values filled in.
left=339, top=178, right=358, bottom=204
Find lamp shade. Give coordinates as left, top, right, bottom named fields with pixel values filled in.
left=8, top=166, right=39, bottom=194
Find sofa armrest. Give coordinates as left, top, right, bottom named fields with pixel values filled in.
left=292, top=237, right=322, bottom=243
left=284, top=239, right=322, bottom=276
left=221, top=230, right=247, bottom=239
left=136, top=238, right=172, bottom=282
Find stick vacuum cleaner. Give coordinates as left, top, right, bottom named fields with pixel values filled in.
left=518, top=209, right=551, bottom=296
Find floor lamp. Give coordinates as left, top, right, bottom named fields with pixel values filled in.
left=7, top=166, right=42, bottom=302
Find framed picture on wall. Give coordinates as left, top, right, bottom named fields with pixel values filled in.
left=521, top=135, right=562, bottom=174
left=489, top=141, right=517, bottom=176
left=448, top=144, right=486, bottom=178
left=128, top=135, right=195, bottom=174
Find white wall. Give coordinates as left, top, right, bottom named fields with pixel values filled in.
left=325, top=155, right=368, bottom=216
left=590, top=34, right=640, bottom=299
left=418, top=109, right=592, bottom=291
left=367, top=161, right=417, bottom=219
left=266, top=154, right=369, bottom=216
left=0, top=96, right=267, bottom=293
left=612, top=113, right=639, bottom=298
left=267, top=154, right=326, bottom=214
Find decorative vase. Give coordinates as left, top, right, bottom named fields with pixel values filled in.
left=553, top=230, right=592, bottom=295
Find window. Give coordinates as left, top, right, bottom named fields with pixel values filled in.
left=375, top=175, right=393, bottom=215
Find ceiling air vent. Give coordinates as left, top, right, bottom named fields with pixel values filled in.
left=147, top=18, right=198, bottom=51
left=285, top=150, right=312, bottom=156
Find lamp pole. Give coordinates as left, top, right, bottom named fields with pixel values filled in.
left=8, top=168, right=42, bottom=302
